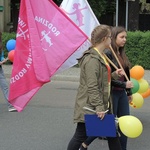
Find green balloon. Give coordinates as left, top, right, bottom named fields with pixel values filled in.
left=131, top=78, right=140, bottom=94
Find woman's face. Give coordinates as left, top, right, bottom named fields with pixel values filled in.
left=116, top=31, right=127, bottom=47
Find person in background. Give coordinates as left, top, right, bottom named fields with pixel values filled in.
left=104, top=26, right=133, bottom=150
left=0, top=32, right=17, bottom=112
left=67, top=25, right=124, bottom=150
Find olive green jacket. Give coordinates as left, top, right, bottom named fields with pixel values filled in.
left=73, top=48, right=118, bottom=123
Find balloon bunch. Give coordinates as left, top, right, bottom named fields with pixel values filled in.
left=6, top=39, right=16, bottom=62
left=130, top=65, right=150, bottom=108
left=115, top=65, right=145, bottom=138
left=116, top=66, right=146, bottom=138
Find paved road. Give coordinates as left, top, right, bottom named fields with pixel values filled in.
left=0, top=80, right=150, bottom=150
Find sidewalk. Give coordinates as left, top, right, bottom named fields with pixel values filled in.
left=54, top=67, right=150, bottom=83
left=3, top=64, right=150, bottom=83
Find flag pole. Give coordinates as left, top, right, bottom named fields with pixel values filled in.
left=109, top=45, right=129, bottom=81
left=88, top=37, right=118, bottom=70
left=88, top=38, right=118, bottom=70
left=104, top=54, right=118, bottom=70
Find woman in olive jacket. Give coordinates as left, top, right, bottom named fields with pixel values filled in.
left=67, top=25, right=123, bottom=150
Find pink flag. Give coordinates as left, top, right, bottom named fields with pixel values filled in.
left=9, top=0, right=88, bottom=112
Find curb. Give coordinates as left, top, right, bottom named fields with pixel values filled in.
left=3, top=65, right=150, bottom=84
left=51, top=75, right=79, bottom=82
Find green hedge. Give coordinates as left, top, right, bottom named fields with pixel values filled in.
left=126, top=31, right=150, bottom=69
left=2, top=32, right=16, bottom=60
left=2, top=31, right=150, bottom=69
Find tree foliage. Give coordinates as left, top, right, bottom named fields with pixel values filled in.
left=53, top=0, right=116, bottom=19
left=87, top=0, right=116, bottom=18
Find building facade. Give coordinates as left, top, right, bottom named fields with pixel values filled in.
left=0, top=0, right=11, bottom=32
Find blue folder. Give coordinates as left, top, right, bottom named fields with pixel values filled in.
left=84, top=114, right=116, bottom=137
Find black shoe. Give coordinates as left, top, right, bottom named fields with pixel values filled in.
left=79, top=145, right=87, bottom=150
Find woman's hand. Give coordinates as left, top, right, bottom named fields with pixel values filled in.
left=115, top=69, right=124, bottom=77
left=0, top=58, right=8, bottom=65
left=96, top=111, right=106, bottom=120
left=128, top=95, right=133, bottom=103
left=126, top=81, right=134, bottom=88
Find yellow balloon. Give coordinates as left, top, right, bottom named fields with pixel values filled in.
left=137, top=78, right=149, bottom=93
left=130, top=93, right=144, bottom=108
left=118, top=115, right=143, bottom=138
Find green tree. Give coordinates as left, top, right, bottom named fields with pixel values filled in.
left=88, top=0, right=116, bottom=18
left=53, top=0, right=116, bottom=22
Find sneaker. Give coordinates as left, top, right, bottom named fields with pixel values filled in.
left=8, top=106, right=17, bottom=112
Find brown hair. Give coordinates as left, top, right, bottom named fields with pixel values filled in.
left=91, top=25, right=111, bottom=47
left=111, top=26, right=131, bottom=68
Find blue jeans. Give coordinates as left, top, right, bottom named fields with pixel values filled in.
left=0, top=66, right=12, bottom=108
left=112, top=89, right=130, bottom=150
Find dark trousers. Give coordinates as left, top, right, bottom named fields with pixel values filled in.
left=112, top=89, right=130, bottom=150
left=67, top=122, right=122, bottom=150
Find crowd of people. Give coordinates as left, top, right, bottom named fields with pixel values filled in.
left=0, top=24, right=133, bottom=149
left=67, top=25, right=133, bottom=150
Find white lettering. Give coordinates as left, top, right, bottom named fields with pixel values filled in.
left=55, top=31, right=60, bottom=36
left=10, top=68, right=27, bottom=83
left=35, top=16, right=60, bottom=36
left=18, top=17, right=26, bottom=28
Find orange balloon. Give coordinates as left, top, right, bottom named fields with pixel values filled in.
left=141, top=88, right=150, bottom=98
left=8, top=50, right=15, bottom=62
left=130, top=65, right=144, bottom=80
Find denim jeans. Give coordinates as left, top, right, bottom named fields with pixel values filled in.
left=0, top=66, right=12, bottom=107
left=112, top=89, right=130, bottom=150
